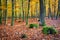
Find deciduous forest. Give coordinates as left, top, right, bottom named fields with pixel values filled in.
left=0, top=0, right=60, bottom=40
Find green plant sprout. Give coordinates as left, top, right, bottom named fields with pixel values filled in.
left=42, top=26, right=57, bottom=35
left=29, top=24, right=39, bottom=28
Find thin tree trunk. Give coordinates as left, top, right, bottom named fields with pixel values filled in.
left=48, top=0, right=51, bottom=18
left=22, top=0, right=24, bottom=21
left=4, top=0, right=7, bottom=25
left=54, top=0, right=58, bottom=19
left=54, top=0, right=56, bottom=18
left=11, top=0, right=14, bottom=26
left=26, top=0, right=30, bottom=25
left=0, top=0, right=2, bottom=24
left=59, top=0, right=60, bottom=17
left=44, top=0, right=46, bottom=18
left=58, top=0, right=60, bottom=17
left=15, top=0, right=17, bottom=20
left=19, top=11, right=21, bottom=19
left=56, top=0, right=60, bottom=19
left=36, top=2, right=38, bottom=18
left=19, top=0, right=21, bottom=19
left=31, top=6, right=33, bottom=18
left=55, top=0, right=58, bottom=20
left=39, top=0, right=45, bottom=26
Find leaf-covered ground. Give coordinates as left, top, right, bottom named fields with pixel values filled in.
left=0, top=17, right=60, bottom=40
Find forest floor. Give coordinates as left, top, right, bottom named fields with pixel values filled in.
left=0, top=17, right=60, bottom=40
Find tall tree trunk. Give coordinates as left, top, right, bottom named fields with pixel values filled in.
left=39, top=0, right=45, bottom=26
left=36, top=2, right=38, bottom=18
left=26, top=0, right=30, bottom=25
left=31, top=6, right=33, bottom=18
left=19, top=11, right=21, bottom=19
left=4, top=0, right=7, bottom=25
left=58, top=0, right=60, bottom=17
left=19, top=0, right=21, bottom=19
left=54, top=0, right=56, bottom=18
left=54, top=0, right=58, bottom=19
left=22, top=0, right=24, bottom=21
left=48, top=0, right=51, bottom=18
left=59, top=0, right=60, bottom=17
left=15, top=0, right=17, bottom=20
left=56, top=0, right=60, bottom=19
left=0, top=0, right=2, bottom=24
left=11, top=0, right=14, bottom=26
left=44, top=0, right=46, bottom=18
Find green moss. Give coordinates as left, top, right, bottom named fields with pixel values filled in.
left=29, top=24, right=39, bottom=28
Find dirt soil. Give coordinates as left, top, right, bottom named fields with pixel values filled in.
left=0, top=18, right=60, bottom=40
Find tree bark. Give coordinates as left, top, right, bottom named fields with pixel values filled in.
left=56, top=0, right=60, bottom=19
left=39, top=0, right=45, bottom=26
left=0, top=0, right=2, bottom=24
left=22, top=0, right=25, bottom=21
left=11, top=0, right=15, bottom=26
left=4, top=0, right=7, bottom=25
left=26, top=0, right=30, bottom=25
left=48, top=0, right=51, bottom=18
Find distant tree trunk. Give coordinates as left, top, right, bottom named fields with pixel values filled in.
left=19, top=1, right=21, bottom=19
left=19, top=11, right=21, bottom=19
left=36, top=2, right=38, bottom=18
left=44, top=0, right=46, bottom=18
left=0, top=0, right=2, bottom=24
left=31, top=6, right=33, bottom=18
left=15, top=0, right=17, bottom=20
left=48, top=0, right=51, bottom=18
left=11, top=0, right=14, bottom=26
left=54, top=0, right=58, bottom=19
left=39, top=0, right=45, bottom=26
left=59, top=0, right=60, bottom=17
left=26, top=0, right=30, bottom=25
left=56, top=0, right=60, bottom=19
left=4, top=0, right=7, bottom=25
left=54, top=0, right=56, bottom=18
left=22, top=0, right=24, bottom=21
left=58, top=0, right=60, bottom=17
